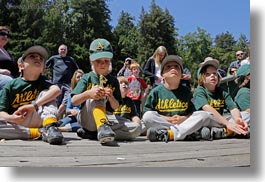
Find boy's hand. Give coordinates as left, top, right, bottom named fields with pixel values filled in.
left=14, top=104, right=35, bottom=118
left=235, top=119, right=248, bottom=131
left=104, top=87, right=113, bottom=99
left=90, top=86, right=105, bottom=100
left=10, top=111, right=25, bottom=125
left=226, top=119, right=248, bottom=135
left=66, top=109, right=78, bottom=116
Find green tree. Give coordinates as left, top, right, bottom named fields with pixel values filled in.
left=177, top=27, right=212, bottom=88
left=138, top=0, right=177, bottom=66
left=64, top=0, right=113, bottom=72
left=113, top=11, right=140, bottom=74
left=41, top=0, right=70, bottom=52
left=212, top=32, right=237, bottom=71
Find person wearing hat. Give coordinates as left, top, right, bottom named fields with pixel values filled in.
left=193, top=57, right=250, bottom=140
left=117, top=57, right=134, bottom=77
left=72, top=38, right=140, bottom=144
left=0, top=26, right=18, bottom=92
left=142, top=55, right=219, bottom=142
left=0, top=45, right=64, bottom=145
left=234, top=64, right=250, bottom=113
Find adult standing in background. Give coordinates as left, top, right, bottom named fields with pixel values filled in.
left=227, top=50, right=246, bottom=75
left=117, top=57, right=133, bottom=77
left=46, top=44, right=79, bottom=119
left=143, top=46, right=168, bottom=88
left=0, top=26, right=18, bottom=92
left=180, top=67, right=192, bottom=91
left=241, top=44, right=251, bottom=66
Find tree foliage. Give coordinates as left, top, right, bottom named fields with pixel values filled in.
left=138, top=0, right=177, bottom=66
left=0, top=0, right=249, bottom=89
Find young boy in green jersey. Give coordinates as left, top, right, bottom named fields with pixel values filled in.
left=193, top=57, right=249, bottom=139
left=234, top=64, right=250, bottom=113
left=72, top=38, right=123, bottom=144
left=112, top=76, right=142, bottom=139
left=142, top=55, right=221, bottom=142
left=0, top=46, right=64, bottom=145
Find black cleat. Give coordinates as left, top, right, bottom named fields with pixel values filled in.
left=97, top=123, right=116, bottom=144
left=147, top=128, right=169, bottom=143
left=77, top=128, right=97, bottom=140
left=42, top=125, right=64, bottom=145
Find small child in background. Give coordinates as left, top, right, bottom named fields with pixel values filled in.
left=127, top=62, right=149, bottom=117
left=111, top=76, right=142, bottom=139
left=58, top=69, right=84, bottom=132
left=234, top=64, right=250, bottom=113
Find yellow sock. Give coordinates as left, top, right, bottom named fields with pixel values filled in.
left=168, top=129, right=174, bottom=141
left=29, top=128, right=40, bottom=139
left=224, top=128, right=234, bottom=137
left=93, top=106, right=108, bottom=129
left=43, top=117, right=57, bottom=127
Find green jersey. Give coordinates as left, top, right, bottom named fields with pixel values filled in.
left=0, top=76, right=53, bottom=114
left=194, top=85, right=237, bottom=115
left=113, top=97, right=137, bottom=119
left=143, top=84, right=195, bottom=116
left=71, top=72, right=122, bottom=112
left=234, top=87, right=250, bottom=111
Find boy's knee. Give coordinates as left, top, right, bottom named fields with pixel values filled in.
left=142, top=111, right=153, bottom=121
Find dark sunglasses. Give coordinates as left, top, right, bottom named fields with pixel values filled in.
left=0, top=31, right=10, bottom=37
left=236, top=53, right=244, bottom=56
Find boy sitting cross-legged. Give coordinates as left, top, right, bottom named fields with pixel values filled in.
left=0, top=46, right=64, bottom=145
left=142, top=55, right=245, bottom=142
left=72, top=38, right=124, bottom=144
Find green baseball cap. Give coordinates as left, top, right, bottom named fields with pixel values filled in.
left=89, top=38, right=113, bottom=61
left=237, top=64, right=250, bottom=77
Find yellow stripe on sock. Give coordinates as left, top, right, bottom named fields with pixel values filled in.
left=93, top=106, right=108, bottom=129
left=43, top=117, right=57, bottom=127
left=168, top=129, right=174, bottom=141
left=29, top=128, right=40, bottom=139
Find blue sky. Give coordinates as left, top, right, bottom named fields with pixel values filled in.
left=107, top=0, right=250, bottom=40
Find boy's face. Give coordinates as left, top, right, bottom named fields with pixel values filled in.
left=19, top=53, right=45, bottom=74
left=131, top=67, right=140, bottom=76
left=162, top=61, right=182, bottom=80
left=203, top=66, right=219, bottom=87
left=119, top=80, right=129, bottom=97
left=93, top=58, right=111, bottom=75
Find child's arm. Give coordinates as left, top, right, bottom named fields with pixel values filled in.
left=14, top=85, right=61, bottom=119
left=72, top=86, right=105, bottom=106
left=0, top=111, right=24, bottom=125
left=202, top=104, right=248, bottom=135
left=142, top=87, right=149, bottom=99
left=230, top=107, right=248, bottom=130
left=35, top=85, right=61, bottom=107
left=104, top=87, right=119, bottom=110
left=162, top=113, right=191, bottom=125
